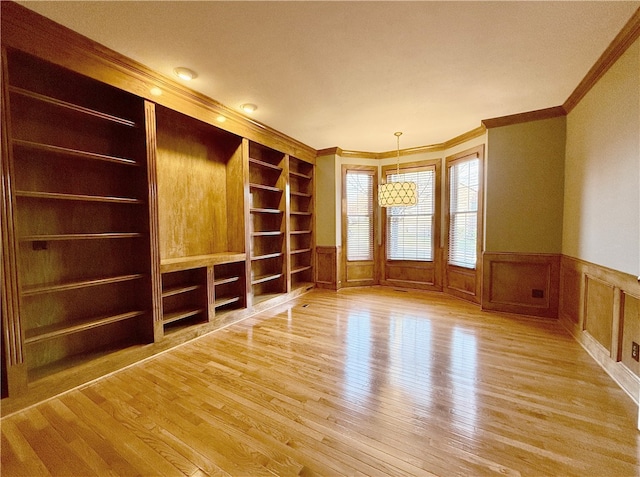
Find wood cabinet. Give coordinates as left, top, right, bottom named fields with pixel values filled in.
left=0, top=2, right=315, bottom=413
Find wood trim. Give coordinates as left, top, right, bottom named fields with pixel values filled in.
left=482, top=253, right=561, bottom=318
left=444, top=145, right=485, bottom=304
left=377, top=143, right=446, bottom=159
left=341, top=165, right=378, bottom=287
left=482, top=106, right=566, bottom=129
left=380, top=158, right=442, bottom=291
left=144, top=101, right=164, bottom=342
left=338, top=149, right=381, bottom=160
left=0, top=47, right=21, bottom=367
left=0, top=1, right=316, bottom=163
left=241, top=139, right=253, bottom=309
left=206, top=266, right=215, bottom=322
left=443, top=125, right=487, bottom=150
left=316, top=147, right=341, bottom=157
left=563, top=7, right=640, bottom=113
left=559, top=255, right=640, bottom=404
left=319, top=126, right=486, bottom=160
left=284, top=155, right=292, bottom=293
left=561, top=254, right=640, bottom=292
left=1, top=46, right=28, bottom=396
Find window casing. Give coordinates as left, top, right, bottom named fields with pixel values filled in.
left=385, top=167, right=435, bottom=261
left=448, top=157, right=480, bottom=268
left=345, top=170, right=375, bottom=261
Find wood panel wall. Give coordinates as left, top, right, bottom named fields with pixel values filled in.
left=315, top=246, right=340, bottom=290
left=155, top=107, right=243, bottom=260
left=559, top=255, right=640, bottom=402
left=482, top=253, right=561, bottom=318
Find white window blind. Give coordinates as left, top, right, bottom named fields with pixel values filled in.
left=386, top=168, right=434, bottom=261
left=449, top=158, right=479, bottom=268
left=346, top=170, right=374, bottom=261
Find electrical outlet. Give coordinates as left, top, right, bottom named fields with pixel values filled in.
left=632, top=342, right=639, bottom=362
left=531, top=289, right=544, bottom=298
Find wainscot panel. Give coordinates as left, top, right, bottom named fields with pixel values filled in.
left=559, top=255, right=640, bottom=404
left=482, top=253, right=560, bottom=318
left=446, top=266, right=478, bottom=303
left=315, top=246, right=339, bottom=290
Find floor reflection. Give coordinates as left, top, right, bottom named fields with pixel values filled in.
left=451, top=327, right=478, bottom=432
left=342, top=305, right=479, bottom=432
left=389, top=314, right=432, bottom=408
left=344, top=310, right=372, bottom=403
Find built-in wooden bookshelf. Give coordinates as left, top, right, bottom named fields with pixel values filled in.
left=0, top=2, right=315, bottom=413
left=159, top=253, right=247, bottom=332
left=288, top=156, right=314, bottom=290
left=154, top=106, right=248, bottom=336
left=161, top=268, right=208, bottom=331
left=2, top=48, right=154, bottom=383
left=249, top=142, right=287, bottom=304
left=214, top=260, right=247, bottom=315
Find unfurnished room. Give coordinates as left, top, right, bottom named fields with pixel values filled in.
left=1, top=1, right=640, bottom=476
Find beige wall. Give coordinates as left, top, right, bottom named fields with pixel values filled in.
left=485, top=116, right=566, bottom=253
left=315, top=154, right=340, bottom=247
left=563, top=38, right=640, bottom=276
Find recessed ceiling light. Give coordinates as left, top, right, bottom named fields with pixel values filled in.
left=240, top=103, right=257, bottom=113
left=216, top=115, right=227, bottom=123
left=149, top=87, right=162, bottom=96
left=174, top=67, right=197, bottom=81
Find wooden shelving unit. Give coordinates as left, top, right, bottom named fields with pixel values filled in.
left=288, top=156, right=315, bottom=290
left=214, top=261, right=246, bottom=314
left=155, top=107, right=247, bottom=333
left=2, top=48, right=154, bottom=382
left=158, top=253, right=247, bottom=329
left=0, top=2, right=316, bottom=412
left=248, top=142, right=287, bottom=304
left=161, top=268, right=208, bottom=333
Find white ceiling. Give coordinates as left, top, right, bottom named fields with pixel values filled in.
left=17, top=1, right=639, bottom=152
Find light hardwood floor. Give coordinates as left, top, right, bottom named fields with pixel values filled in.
left=2, top=287, right=639, bottom=476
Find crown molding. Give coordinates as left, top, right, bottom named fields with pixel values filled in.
left=0, top=1, right=316, bottom=163
left=317, top=125, right=487, bottom=160
left=443, top=125, right=487, bottom=150
left=316, top=147, right=342, bottom=157
left=482, top=106, right=566, bottom=129
left=563, top=7, right=640, bottom=113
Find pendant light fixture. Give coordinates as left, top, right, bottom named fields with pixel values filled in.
left=378, top=132, right=417, bottom=207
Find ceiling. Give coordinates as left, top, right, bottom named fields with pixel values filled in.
left=16, top=1, right=639, bottom=152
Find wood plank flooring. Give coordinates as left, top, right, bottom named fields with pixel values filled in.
left=2, top=287, right=639, bottom=476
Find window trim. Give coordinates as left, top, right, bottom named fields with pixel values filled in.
left=380, top=159, right=442, bottom=268
left=381, top=160, right=440, bottom=263
left=344, top=167, right=376, bottom=262
left=341, top=165, right=379, bottom=287
left=445, top=145, right=484, bottom=272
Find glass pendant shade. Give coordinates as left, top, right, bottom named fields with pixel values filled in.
left=378, top=181, right=417, bottom=206
left=378, top=131, right=417, bottom=207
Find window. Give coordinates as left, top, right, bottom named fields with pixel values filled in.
left=345, top=170, right=374, bottom=261
left=448, top=157, right=480, bottom=268
left=386, top=168, right=435, bottom=261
